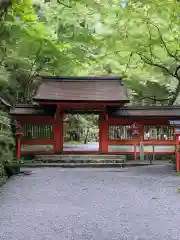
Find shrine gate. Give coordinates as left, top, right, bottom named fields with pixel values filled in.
left=9, top=76, right=180, bottom=171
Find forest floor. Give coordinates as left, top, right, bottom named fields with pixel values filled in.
left=0, top=165, right=180, bottom=240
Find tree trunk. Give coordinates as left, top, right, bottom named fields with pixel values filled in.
left=84, top=128, right=90, bottom=144
left=168, top=81, right=180, bottom=105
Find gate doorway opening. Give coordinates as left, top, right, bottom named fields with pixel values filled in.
left=63, top=112, right=99, bottom=152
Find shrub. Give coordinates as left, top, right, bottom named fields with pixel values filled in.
left=4, top=164, right=20, bottom=177
left=0, top=111, right=16, bottom=179
left=169, top=154, right=176, bottom=164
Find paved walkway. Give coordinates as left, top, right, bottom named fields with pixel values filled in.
left=0, top=165, right=180, bottom=240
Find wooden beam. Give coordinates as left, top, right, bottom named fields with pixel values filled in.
left=14, top=116, right=54, bottom=124
left=37, top=101, right=124, bottom=108
left=21, top=139, right=54, bottom=145
left=108, top=117, right=180, bottom=125
left=108, top=140, right=175, bottom=145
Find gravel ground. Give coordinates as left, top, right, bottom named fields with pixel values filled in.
left=0, top=165, right=180, bottom=240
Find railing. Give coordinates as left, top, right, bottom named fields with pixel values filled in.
left=144, top=125, right=174, bottom=140
left=108, top=124, right=176, bottom=158
left=109, top=125, right=132, bottom=140
left=21, top=124, right=53, bottom=140
left=20, top=124, right=54, bottom=155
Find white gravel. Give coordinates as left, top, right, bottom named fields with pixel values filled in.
left=0, top=165, right=180, bottom=240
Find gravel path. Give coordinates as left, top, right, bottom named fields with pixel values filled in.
left=0, top=165, right=180, bottom=240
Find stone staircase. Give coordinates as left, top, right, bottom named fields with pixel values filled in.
left=33, top=154, right=126, bottom=167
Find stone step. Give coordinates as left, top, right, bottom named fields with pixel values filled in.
left=21, top=162, right=127, bottom=168
left=35, top=154, right=126, bottom=159
left=19, top=161, right=153, bottom=168
left=34, top=159, right=126, bottom=164
left=34, top=154, right=126, bottom=163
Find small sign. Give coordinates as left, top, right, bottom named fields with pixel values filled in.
left=169, top=120, right=180, bottom=126
left=131, top=122, right=140, bottom=129
left=174, top=128, right=180, bottom=134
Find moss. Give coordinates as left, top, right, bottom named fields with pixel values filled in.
left=21, top=155, right=34, bottom=161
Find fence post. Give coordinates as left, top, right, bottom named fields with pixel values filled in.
left=152, top=144, right=155, bottom=163
left=140, top=141, right=144, bottom=161
left=134, top=144, right=137, bottom=160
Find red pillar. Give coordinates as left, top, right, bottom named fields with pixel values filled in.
left=15, top=132, right=23, bottom=162
left=16, top=137, right=21, bottom=161
left=175, top=135, right=180, bottom=172
left=54, top=106, right=63, bottom=153
left=99, top=110, right=108, bottom=154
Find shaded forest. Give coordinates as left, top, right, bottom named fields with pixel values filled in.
left=0, top=0, right=179, bottom=106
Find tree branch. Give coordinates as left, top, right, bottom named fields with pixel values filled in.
left=168, top=81, right=180, bottom=105
left=23, top=47, right=47, bottom=102
left=137, top=52, right=177, bottom=79
left=57, top=0, right=72, bottom=8
left=146, top=22, right=154, bottom=59
left=27, top=47, right=42, bottom=81
left=140, top=96, right=170, bottom=102
left=175, top=65, right=180, bottom=77
left=138, top=52, right=180, bottom=105
left=148, top=21, right=180, bottom=62
left=123, top=52, right=133, bottom=76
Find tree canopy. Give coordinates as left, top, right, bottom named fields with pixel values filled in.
left=0, top=0, right=180, bottom=105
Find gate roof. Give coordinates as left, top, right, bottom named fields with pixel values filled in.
left=33, top=76, right=129, bottom=103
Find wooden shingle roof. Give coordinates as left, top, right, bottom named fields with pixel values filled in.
left=111, top=106, right=180, bottom=117
left=33, top=76, right=129, bottom=103
left=10, top=104, right=56, bottom=116
left=10, top=105, right=180, bottom=117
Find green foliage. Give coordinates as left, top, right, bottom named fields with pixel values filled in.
left=0, top=0, right=101, bottom=103
left=64, top=114, right=99, bottom=143
left=94, top=0, right=180, bottom=105
left=0, top=111, right=15, bottom=178
left=0, top=0, right=180, bottom=105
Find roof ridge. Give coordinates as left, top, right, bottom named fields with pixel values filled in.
left=0, top=97, right=11, bottom=107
